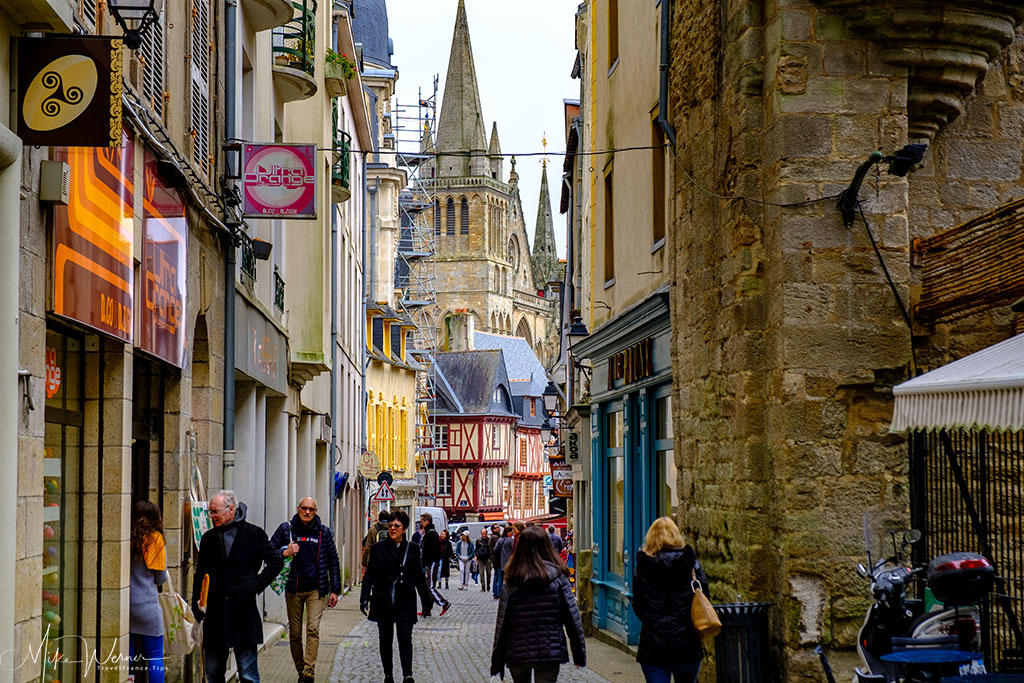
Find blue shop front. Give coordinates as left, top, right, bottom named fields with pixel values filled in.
left=574, top=293, right=676, bottom=645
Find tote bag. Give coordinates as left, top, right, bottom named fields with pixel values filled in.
left=690, top=568, right=721, bottom=641
left=159, top=573, right=197, bottom=655
left=270, top=524, right=294, bottom=595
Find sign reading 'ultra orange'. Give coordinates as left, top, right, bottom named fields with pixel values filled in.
left=51, top=131, right=135, bottom=342
left=141, top=148, right=187, bottom=367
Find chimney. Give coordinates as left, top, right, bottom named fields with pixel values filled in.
left=446, top=311, right=475, bottom=352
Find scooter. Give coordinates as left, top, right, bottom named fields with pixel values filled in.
left=852, top=510, right=994, bottom=682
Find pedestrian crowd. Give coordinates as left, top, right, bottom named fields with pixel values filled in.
left=126, top=493, right=708, bottom=683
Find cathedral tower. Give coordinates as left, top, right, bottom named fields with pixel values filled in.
left=416, top=0, right=558, bottom=366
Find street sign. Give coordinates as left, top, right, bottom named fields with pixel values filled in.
left=371, top=481, right=395, bottom=502
left=377, top=471, right=393, bottom=486
left=358, top=451, right=379, bottom=479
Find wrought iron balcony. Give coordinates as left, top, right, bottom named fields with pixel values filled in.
left=240, top=232, right=257, bottom=283
left=274, top=269, right=285, bottom=311
left=332, top=129, right=351, bottom=203
left=271, top=0, right=317, bottom=102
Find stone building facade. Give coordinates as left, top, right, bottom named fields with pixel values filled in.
left=664, top=0, right=1024, bottom=678
left=415, top=0, right=560, bottom=367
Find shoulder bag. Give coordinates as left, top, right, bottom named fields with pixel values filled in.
left=690, top=567, right=722, bottom=641
left=388, top=540, right=412, bottom=608
left=159, top=573, right=197, bottom=655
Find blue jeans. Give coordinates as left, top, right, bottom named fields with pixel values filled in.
left=493, top=568, right=504, bottom=598
left=204, top=645, right=260, bottom=683
left=640, top=662, right=701, bottom=683
left=129, top=634, right=165, bottom=683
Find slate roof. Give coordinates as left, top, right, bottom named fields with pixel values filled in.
left=433, top=350, right=516, bottom=417
left=473, top=332, right=547, bottom=397
left=352, top=0, right=392, bottom=69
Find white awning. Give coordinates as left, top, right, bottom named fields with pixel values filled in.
left=891, top=333, right=1024, bottom=433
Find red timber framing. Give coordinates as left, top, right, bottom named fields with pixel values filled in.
left=507, top=425, right=547, bottom=521
left=433, top=415, right=516, bottom=521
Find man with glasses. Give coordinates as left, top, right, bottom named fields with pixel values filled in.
left=191, top=490, right=282, bottom=683
left=270, top=497, right=341, bottom=683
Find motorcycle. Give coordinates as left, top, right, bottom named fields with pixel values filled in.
left=851, top=507, right=994, bottom=682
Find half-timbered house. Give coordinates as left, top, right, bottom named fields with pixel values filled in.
left=431, top=350, right=518, bottom=522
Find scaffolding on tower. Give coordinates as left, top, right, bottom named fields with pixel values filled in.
left=394, top=78, right=441, bottom=506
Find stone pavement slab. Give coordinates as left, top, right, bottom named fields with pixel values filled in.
left=324, top=579, right=644, bottom=682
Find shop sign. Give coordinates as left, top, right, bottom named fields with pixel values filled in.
left=17, top=36, right=123, bottom=148
left=359, top=450, right=380, bottom=479
left=51, top=130, right=135, bottom=341
left=567, top=430, right=581, bottom=461
left=607, top=337, right=654, bottom=390
left=140, top=148, right=186, bottom=367
left=242, top=143, right=317, bottom=218
left=234, top=293, right=288, bottom=394
left=190, top=501, right=211, bottom=551
left=551, top=462, right=573, bottom=498
left=45, top=346, right=62, bottom=398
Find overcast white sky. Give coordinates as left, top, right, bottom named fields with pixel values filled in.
left=386, top=0, right=579, bottom=257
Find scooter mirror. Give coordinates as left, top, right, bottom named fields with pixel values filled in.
left=904, top=529, right=922, bottom=544
left=856, top=563, right=869, bottom=578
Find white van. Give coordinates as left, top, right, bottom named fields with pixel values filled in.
left=414, top=506, right=448, bottom=533
left=448, top=520, right=494, bottom=542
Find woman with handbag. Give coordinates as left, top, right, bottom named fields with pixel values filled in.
left=360, top=510, right=433, bottom=683
left=491, top=526, right=586, bottom=682
left=129, top=500, right=170, bottom=683
left=632, top=517, right=709, bottom=683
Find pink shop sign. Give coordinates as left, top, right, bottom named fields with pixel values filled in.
left=242, top=143, right=317, bottom=219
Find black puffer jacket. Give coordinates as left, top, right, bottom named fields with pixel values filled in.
left=360, top=539, right=433, bottom=623
left=491, top=562, right=586, bottom=676
left=632, top=545, right=708, bottom=666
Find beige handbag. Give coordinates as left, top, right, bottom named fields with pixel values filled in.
left=690, top=568, right=721, bottom=641
left=159, top=573, right=197, bottom=655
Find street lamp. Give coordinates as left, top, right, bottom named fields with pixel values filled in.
left=567, top=316, right=589, bottom=345
left=543, top=381, right=559, bottom=415
left=540, top=418, right=552, bottom=444
left=108, top=0, right=164, bottom=50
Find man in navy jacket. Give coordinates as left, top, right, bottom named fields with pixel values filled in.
left=270, top=497, right=341, bottom=683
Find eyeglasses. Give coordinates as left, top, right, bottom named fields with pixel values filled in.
left=388, top=523, right=404, bottom=529
left=299, top=506, right=317, bottom=512
left=209, top=506, right=230, bottom=515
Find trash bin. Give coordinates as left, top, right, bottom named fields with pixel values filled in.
left=714, top=602, right=773, bottom=683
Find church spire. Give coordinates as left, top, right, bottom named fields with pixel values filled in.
left=488, top=121, right=503, bottom=179
left=435, top=0, right=489, bottom=177
left=532, top=164, right=559, bottom=288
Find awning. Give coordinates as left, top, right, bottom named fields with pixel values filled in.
left=891, top=333, right=1024, bottom=433
left=520, top=513, right=567, bottom=529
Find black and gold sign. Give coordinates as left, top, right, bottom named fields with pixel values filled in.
left=17, top=36, right=123, bottom=147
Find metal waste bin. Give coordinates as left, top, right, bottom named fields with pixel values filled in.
left=714, top=602, right=773, bottom=683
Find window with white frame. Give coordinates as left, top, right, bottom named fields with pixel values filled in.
left=492, top=425, right=500, bottom=449
left=437, top=469, right=452, bottom=496
left=435, top=424, right=449, bottom=449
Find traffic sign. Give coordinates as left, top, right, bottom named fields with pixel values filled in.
left=371, top=481, right=395, bottom=502
left=377, top=471, right=394, bottom=486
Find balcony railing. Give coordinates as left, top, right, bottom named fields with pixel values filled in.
left=274, top=270, right=285, bottom=311
left=240, top=232, right=257, bottom=282
left=272, top=0, right=316, bottom=77
left=332, top=116, right=351, bottom=202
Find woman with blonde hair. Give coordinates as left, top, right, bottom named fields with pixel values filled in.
left=632, top=516, right=708, bottom=682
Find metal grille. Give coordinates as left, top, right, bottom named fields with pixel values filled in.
left=272, top=0, right=317, bottom=77
left=909, top=428, right=1024, bottom=673
left=274, top=270, right=285, bottom=311
left=240, top=232, right=256, bottom=283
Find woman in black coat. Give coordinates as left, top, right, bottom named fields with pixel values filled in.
left=632, top=517, right=708, bottom=683
left=491, top=526, right=586, bottom=682
left=438, top=530, right=454, bottom=589
left=360, top=510, right=433, bottom=683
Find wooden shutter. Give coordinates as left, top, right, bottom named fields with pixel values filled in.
left=140, top=14, right=166, bottom=118
left=190, top=0, right=212, bottom=176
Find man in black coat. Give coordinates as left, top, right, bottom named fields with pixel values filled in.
left=360, top=510, right=433, bottom=683
left=269, top=497, right=341, bottom=683
left=191, top=489, right=283, bottom=683
left=416, top=513, right=450, bottom=616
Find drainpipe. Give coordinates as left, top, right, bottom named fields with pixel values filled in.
left=223, top=0, right=239, bottom=488
left=0, top=123, right=20, bottom=683
left=657, top=0, right=676, bottom=147
left=329, top=1, right=340, bottom=533
left=363, top=85, right=379, bottom=164
left=563, top=173, right=574, bottom=405
left=369, top=180, right=379, bottom=303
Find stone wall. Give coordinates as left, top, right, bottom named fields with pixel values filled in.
left=668, top=1, right=1023, bottom=679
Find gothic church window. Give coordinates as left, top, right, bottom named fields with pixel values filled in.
left=460, top=197, right=469, bottom=234
left=446, top=198, right=455, bottom=236
left=507, top=236, right=518, bottom=270
left=434, top=199, right=441, bottom=236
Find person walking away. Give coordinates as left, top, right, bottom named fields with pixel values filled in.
left=492, top=526, right=515, bottom=601
left=632, top=517, right=708, bottom=683
left=363, top=510, right=391, bottom=573
left=438, top=530, right=454, bottom=590
left=547, top=526, right=563, bottom=554
left=455, top=533, right=474, bottom=590
left=191, top=490, right=283, bottom=683
left=129, top=501, right=169, bottom=683
left=476, top=528, right=492, bottom=592
left=416, top=513, right=450, bottom=616
left=491, top=526, right=586, bottom=682
left=360, top=510, right=433, bottom=683
left=489, top=525, right=502, bottom=598
left=270, top=497, right=341, bottom=683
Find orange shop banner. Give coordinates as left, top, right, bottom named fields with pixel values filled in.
left=140, top=148, right=187, bottom=367
left=51, top=131, right=134, bottom=342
